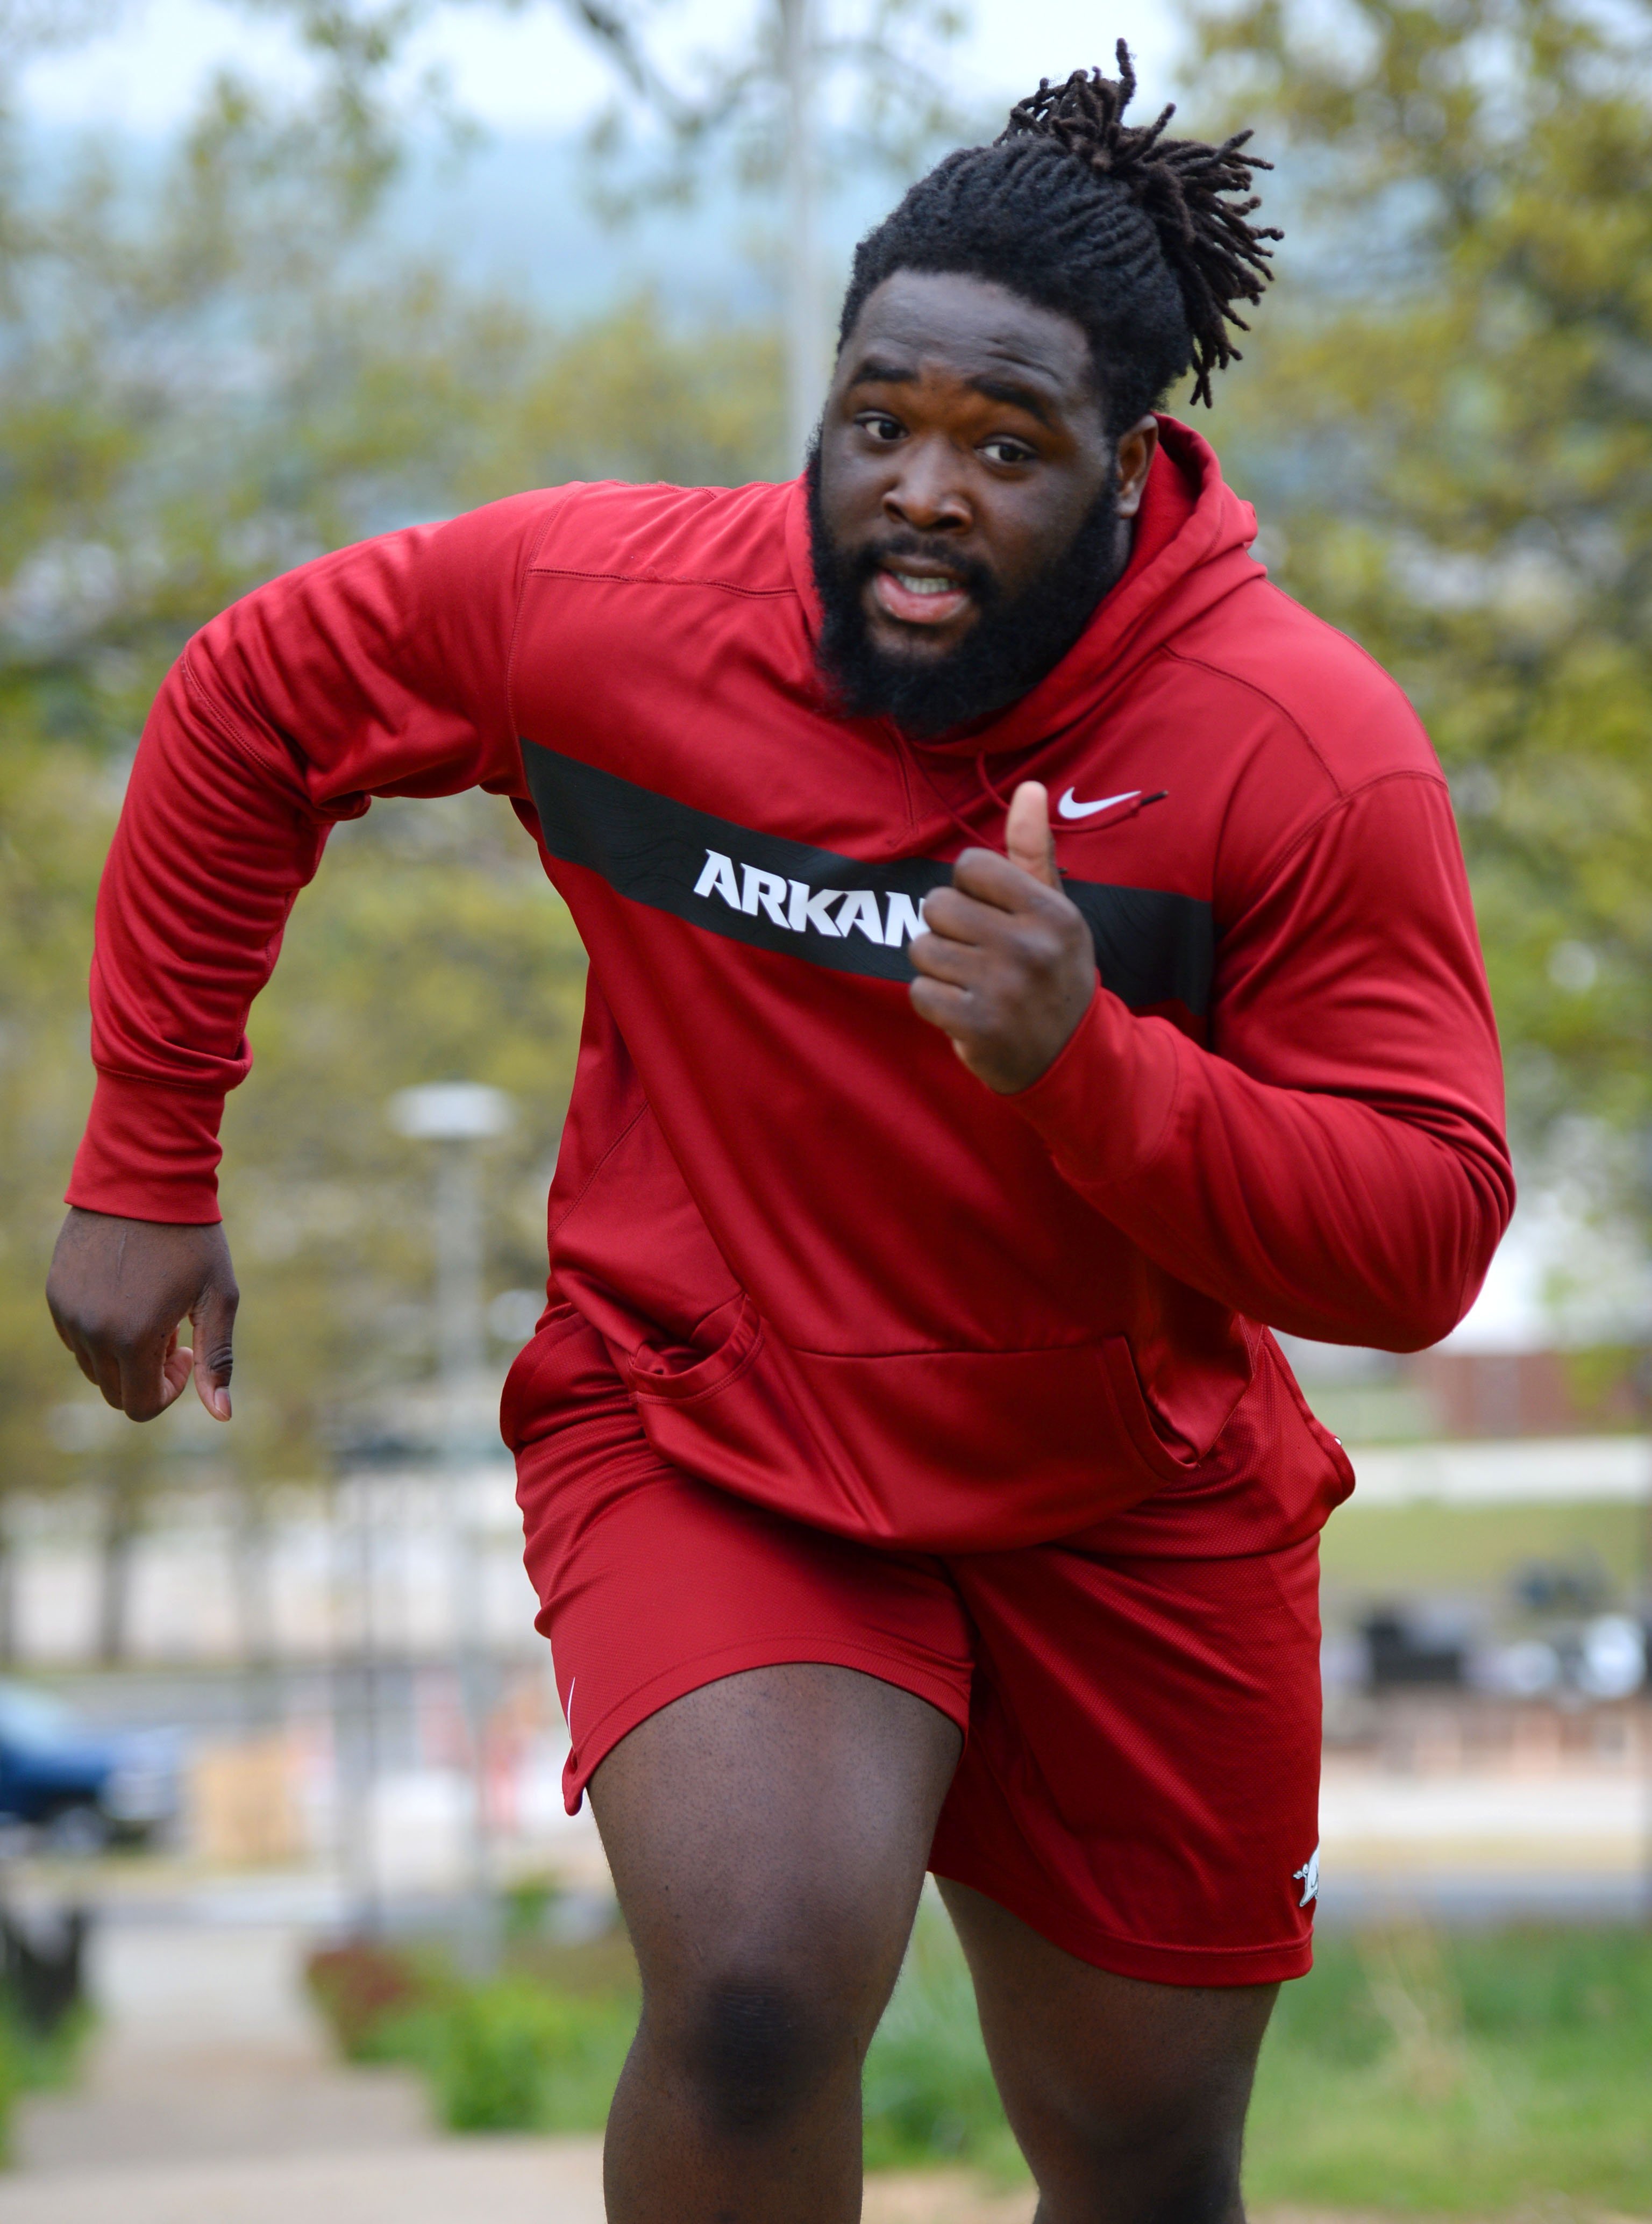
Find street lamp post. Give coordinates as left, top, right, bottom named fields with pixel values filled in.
left=388, top=1082, right=515, bottom=1969
left=780, top=0, right=825, bottom=464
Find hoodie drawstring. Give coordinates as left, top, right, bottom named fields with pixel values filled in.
left=885, top=722, right=990, bottom=854
left=888, top=723, right=1166, bottom=853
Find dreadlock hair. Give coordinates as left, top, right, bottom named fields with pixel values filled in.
left=838, top=43, right=1280, bottom=432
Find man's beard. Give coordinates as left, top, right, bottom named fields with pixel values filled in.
left=806, top=449, right=1122, bottom=739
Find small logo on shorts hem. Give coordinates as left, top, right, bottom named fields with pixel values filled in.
left=1293, top=1846, right=1320, bottom=1907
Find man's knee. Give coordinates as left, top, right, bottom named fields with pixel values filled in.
left=653, top=1961, right=858, bottom=2140
left=1038, top=2095, right=1249, bottom=2223
left=1096, top=2127, right=1243, bottom=2223
left=1009, top=2016, right=1261, bottom=2223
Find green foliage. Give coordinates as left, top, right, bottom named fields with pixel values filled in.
left=499, top=1871, right=562, bottom=1945
left=418, top=1976, right=638, bottom=2133
left=1319, top=1494, right=1641, bottom=1608
left=305, top=1928, right=638, bottom=2133
left=866, top=1914, right=1652, bottom=2207
left=1247, top=1926, right=1652, bottom=2208
left=304, top=1907, right=1652, bottom=2205
left=861, top=1911, right=1652, bottom=2204
left=304, top=1937, right=433, bottom=2059
left=860, top=1901, right=1017, bottom=2177
left=0, top=1995, right=94, bottom=2164
left=1188, top=0, right=1652, bottom=1164
left=0, top=33, right=784, bottom=1513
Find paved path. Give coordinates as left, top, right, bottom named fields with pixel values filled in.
left=0, top=2145, right=1044, bottom=2224
left=0, top=2139, right=609, bottom=2224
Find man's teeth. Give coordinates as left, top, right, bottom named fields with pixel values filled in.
left=893, top=573, right=958, bottom=596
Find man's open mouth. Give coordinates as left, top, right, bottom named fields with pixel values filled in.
left=871, top=566, right=973, bottom=627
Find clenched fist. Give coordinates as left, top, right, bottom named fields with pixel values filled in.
left=908, top=781, right=1096, bottom=1093
left=46, top=1208, right=239, bottom=1424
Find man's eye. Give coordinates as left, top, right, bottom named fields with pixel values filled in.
left=981, top=438, right=1034, bottom=466
left=859, top=414, right=905, bottom=442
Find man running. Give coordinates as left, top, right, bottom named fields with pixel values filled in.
left=47, top=53, right=1511, bottom=2224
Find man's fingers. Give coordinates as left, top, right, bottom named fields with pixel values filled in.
left=88, top=1343, right=127, bottom=1410
left=1005, top=781, right=1061, bottom=890
left=909, top=932, right=978, bottom=989
left=191, top=1278, right=238, bottom=1422
left=922, top=882, right=990, bottom=942
left=950, top=844, right=1055, bottom=913
left=908, top=974, right=973, bottom=1034
left=115, top=1325, right=186, bottom=1422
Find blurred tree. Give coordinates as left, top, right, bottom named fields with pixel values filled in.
left=558, top=0, right=967, bottom=452
left=1187, top=0, right=1652, bottom=1178
left=251, top=0, right=969, bottom=462
left=0, top=25, right=784, bottom=1584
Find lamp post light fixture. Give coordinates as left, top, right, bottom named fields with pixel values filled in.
left=387, top=1082, right=515, bottom=1967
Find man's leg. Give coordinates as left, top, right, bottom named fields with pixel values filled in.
left=939, top=1880, right=1277, bottom=2224
left=590, top=1662, right=962, bottom=2224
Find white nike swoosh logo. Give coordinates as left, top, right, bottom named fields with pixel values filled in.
left=1057, top=787, right=1140, bottom=821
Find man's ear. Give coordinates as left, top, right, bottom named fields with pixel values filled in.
left=1113, top=416, right=1160, bottom=519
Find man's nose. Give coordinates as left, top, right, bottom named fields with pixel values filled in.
left=882, top=438, right=971, bottom=533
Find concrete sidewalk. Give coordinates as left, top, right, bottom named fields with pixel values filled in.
left=0, top=2137, right=609, bottom=2224
left=0, top=2145, right=1041, bottom=2224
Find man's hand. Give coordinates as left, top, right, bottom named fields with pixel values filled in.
left=46, top=1209, right=239, bottom=1424
left=909, top=780, right=1096, bottom=1093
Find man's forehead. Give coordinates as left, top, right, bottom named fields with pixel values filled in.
left=846, top=273, right=1093, bottom=403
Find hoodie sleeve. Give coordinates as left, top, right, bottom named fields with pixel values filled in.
left=66, top=491, right=560, bottom=1224
left=1010, top=770, right=1514, bottom=1349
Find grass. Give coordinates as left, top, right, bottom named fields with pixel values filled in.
left=1318, top=1496, right=1643, bottom=1601
left=861, top=1902, right=1020, bottom=2178
left=0, top=1998, right=94, bottom=2166
left=307, top=1902, right=1652, bottom=2209
left=1244, top=1923, right=1652, bottom=2210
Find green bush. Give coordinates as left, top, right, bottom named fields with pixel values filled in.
left=861, top=1904, right=1016, bottom=2177
left=304, top=1941, right=436, bottom=2061
left=305, top=1927, right=639, bottom=2135
left=423, top=1977, right=638, bottom=2133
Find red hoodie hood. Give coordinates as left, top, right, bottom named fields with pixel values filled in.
left=783, top=415, right=1265, bottom=760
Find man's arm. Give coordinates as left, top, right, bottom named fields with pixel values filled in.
left=910, top=778, right=1513, bottom=1350
left=46, top=491, right=561, bottom=1419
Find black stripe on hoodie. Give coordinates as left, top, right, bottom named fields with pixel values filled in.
left=522, top=738, right=1213, bottom=1015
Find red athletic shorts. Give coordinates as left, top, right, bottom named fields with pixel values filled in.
left=510, top=1306, right=1321, bottom=1988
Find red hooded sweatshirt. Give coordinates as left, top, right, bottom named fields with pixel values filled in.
left=68, top=420, right=1512, bottom=1556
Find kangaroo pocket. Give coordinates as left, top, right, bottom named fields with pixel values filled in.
left=620, top=1293, right=765, bottom=1406
left=625, top=1315, right=1201, bottom=1553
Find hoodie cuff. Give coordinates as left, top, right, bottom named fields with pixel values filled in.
left=66, top=1073, right=225, bottom=1224
left=1009, top=985, right=1183, bottom=1193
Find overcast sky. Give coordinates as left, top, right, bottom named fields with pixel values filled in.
left=19, top=0, right=1185, bottom=137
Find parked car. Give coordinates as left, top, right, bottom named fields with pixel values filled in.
left=0, top=1683, right=180, bottom=1853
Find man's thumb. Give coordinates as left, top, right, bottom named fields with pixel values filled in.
left=1006, top=781, right=1061, bottom=890
left=190, top=1279, right=239, bottom=1422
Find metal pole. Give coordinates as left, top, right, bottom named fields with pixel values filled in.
left=326, top=1471, right=376, bottom=1935
left=434, top=1137, right=495, bottom=1970
left=780, top=0, right=827, bottom=464
left=388, top=1083, right=512, bottom=1968
left=354, top=1472, right=384, bottom=1938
